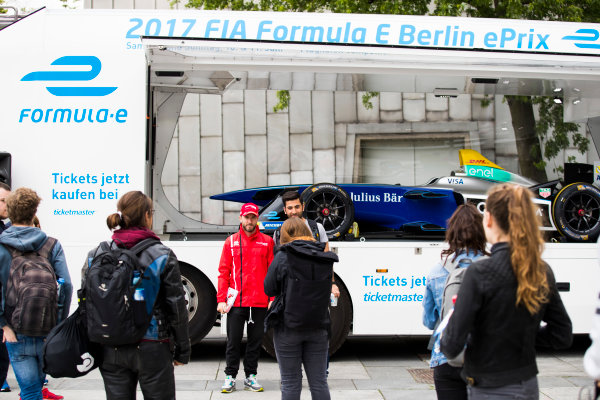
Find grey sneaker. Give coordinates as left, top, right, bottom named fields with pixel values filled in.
left=221, top=375, right=235, bottom=393
left=244, top=374, right=264, bottom=392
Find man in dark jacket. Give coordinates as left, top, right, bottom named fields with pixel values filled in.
left=0, top=182, right=10, bottom=234
left=0, top=182, right=10, bottom=393
left=217, top=203, right=274, bottom=393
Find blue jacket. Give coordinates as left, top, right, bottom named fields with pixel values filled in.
left=422, top=249, right=484, bottom=367
left=0, top=226, right=73, bottom=329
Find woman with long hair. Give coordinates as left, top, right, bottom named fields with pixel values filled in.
left=264, top=217, right=338, bottom=400
left=441, top=184, right=572, bottom=399
left=423, top=204, right=487, bottom=400
left=82, top=191, right=190, bottom=400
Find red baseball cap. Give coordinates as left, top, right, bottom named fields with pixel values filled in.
left=240, top=203, right=259, bottom=217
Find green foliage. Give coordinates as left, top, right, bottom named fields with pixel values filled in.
left=273, top=90, right=290, bottom=113
left=179, top=0, right=429, bottom=14
left=480, top=95, right=492, bottom=108
left=59, top=0, right=80, bottom=9
left=532, top=96, right=589, bottom=174
left=433, top=0, right=587, bottom=21
left=361, top=92, right=379, bottom=110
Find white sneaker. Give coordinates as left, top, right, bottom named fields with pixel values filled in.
left=221, top=375, right=235, bottom=393
left=244, top=374, right=264, bottom=392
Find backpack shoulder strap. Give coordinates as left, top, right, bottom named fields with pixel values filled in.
left=273, top=227, right=281, bottom=246
left=443, top=256, right=460, bottom=273
left=37, top=237, right=57, bottom=259
left=130, top=238, right=160, bottom=256
left=1, top=243, right=21, bottom=259
left=307, top=219, right=320, bottom=241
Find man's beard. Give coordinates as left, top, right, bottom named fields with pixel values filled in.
left=243, top=223, right=256, bottom=233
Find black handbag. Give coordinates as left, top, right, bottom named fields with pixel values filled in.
left=42, top=306, right=103, bottom=378
left=264, top=277, right=287, bottom=332
left=264, top=294, right=285, bottom=332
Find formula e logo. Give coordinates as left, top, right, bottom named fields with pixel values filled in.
left=21, top=56, right=117, bottom=96
left=76, top=353, right=95, bottom=373
left=562, top=29, right=600, bottom=49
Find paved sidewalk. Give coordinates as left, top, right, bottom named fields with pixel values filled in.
left=1, top=332, right=593, bottom=399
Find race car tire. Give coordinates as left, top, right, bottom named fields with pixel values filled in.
left=261, top=274, right=353, bottom=358
left=552, top=182, right=600, bottom=242
left=179, top=263, right=218, bottom=344
left=301, top=183, right=354, bottom=240
left=329, top=276, right=353, bottom=356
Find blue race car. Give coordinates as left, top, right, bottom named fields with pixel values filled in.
left=211, top=150, right=600, bottom=242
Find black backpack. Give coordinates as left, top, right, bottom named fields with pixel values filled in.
left=3, top=237, right=58, bottom=336
left=84, top=238, right=159, bottom=346
left=283, top=249, right=332, bottom=330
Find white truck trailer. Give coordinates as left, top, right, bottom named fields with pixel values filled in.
left=1, top=7, right=600, bottom=354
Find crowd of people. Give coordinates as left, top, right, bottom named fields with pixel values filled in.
left=0, top=180, right=597, bottom=400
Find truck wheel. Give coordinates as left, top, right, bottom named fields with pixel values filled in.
left=301, top=183, right=354, bottom=240
left=179, top=263, right=217, bottom=344
left=552, top=182, right=600, bottom=242
left=329, top=276, right=352, bottom=356
left=261, top=275, right=353, bottom=358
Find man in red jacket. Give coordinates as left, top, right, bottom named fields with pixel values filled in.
left=217, top=203, right=274, bottom=393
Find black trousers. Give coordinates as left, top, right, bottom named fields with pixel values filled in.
left=225, top=307, right=267, bottom=378
left=433, top=362, right=468, bottom=400
left=100, top=341, right=175, bottom=400
left=0, top=335, right=9, bottom=385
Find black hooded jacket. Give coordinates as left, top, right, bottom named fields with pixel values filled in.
left=264, top=240, right=339, bottom=330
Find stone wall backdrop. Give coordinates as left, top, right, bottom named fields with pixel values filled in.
left=159, top=73, right=596, bottom=225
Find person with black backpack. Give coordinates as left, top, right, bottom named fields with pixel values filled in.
left=0, top=187, right=71, bottom=400
left=264, top=217, right=339, bottom=400
left=82, top=191, right=190, bottom=400
left=422, top=204, right=487, bottom=400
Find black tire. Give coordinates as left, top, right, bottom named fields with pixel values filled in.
left=552, top=182, right=600, bottom=242
left=301, top=183, right=354, bottom=240
left=329, top=277, right=352, bottom=356
left=262, top=275, right=353, bottom=358
left=179, top=263, right=217, bottom=344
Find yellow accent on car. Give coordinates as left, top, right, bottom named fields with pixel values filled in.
left=458, top=149, right=504, bottom=170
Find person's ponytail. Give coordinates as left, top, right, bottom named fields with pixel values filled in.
left=487, top=184, right=549, bottom=314
left=105, top=191, right=152, bottom=231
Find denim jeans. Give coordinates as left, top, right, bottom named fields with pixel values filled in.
left=5, top=335, right=45, bottom=400
left=274, top=327, right=330, bottom=400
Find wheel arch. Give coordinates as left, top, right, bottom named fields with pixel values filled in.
left=178, top=261, right=218, bottom=345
